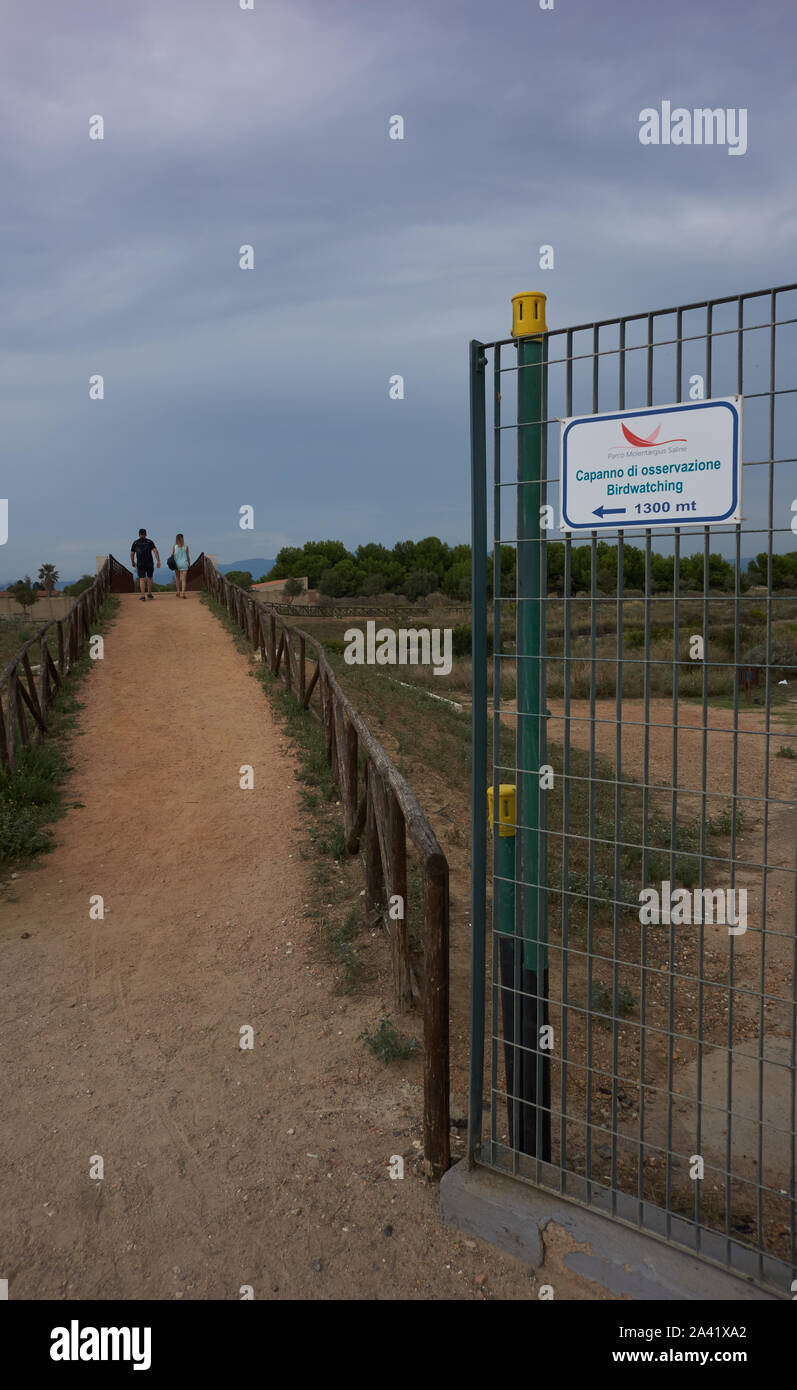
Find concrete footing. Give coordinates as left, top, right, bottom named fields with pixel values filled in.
left=440, top=1161, right=780, bottom=1300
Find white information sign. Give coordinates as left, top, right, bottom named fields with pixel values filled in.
left=559, top=396, right=742, bottom=531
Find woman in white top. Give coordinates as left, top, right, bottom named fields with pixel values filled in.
left=171, top=533, right=191, bottom=598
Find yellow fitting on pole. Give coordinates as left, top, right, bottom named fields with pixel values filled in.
left=511, top=291, right=547, bottom=339
left=487, top=784, right=517, bottom=837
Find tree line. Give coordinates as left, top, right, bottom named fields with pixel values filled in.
left=5, top=542, right=793, bottom=616
left=263, top=538, right=796, bottom=600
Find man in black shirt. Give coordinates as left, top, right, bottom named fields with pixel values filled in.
left=130, top=528, right=161, bottom=602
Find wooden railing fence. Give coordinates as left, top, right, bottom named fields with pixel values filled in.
left=203, top=556, right=451, bottom=1179
left=0, top=557, right=116, bottom=772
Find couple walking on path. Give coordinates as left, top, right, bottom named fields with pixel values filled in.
left=129, top=528, right=191, bottom=601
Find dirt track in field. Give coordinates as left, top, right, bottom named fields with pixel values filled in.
left=0, top=593, right=607, bottom=1302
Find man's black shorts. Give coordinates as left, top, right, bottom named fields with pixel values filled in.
left=137, top=564, right=154, bottom=580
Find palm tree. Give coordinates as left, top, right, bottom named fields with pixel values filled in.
left=38, top=563, right=59, bottom=596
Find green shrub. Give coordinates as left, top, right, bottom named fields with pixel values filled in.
left=0, top=742, right=67, bottom=865
left=591, top=980, right=637, bottom=1025
left=358, top=1016, right=419, bottom=1063
left=0, top=803, right=53, bottom=862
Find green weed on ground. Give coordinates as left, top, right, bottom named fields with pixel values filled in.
left=358, top=1015, right=419, bottom=1063
left=325, top=905, right=366, bottom=992
left=590, top=979, right=637, bottom=1028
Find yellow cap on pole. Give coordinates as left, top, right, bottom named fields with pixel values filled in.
left=511, top=291, right=547, bottom=339
left=487, top=784, right=516, bottom=837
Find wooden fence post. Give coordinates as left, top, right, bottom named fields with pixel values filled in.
left=39, top=633, right=49, bottom=717
left=15, top=675, right=29, bottom=751
left=324, top=673, right=338, bottom=781
left=6, top=670, right=18, bottom=769
left=423, top=858, right=450, bottom=1180
left=21, top=652, right=43, bottom=731
left=370, top=773, right=411, bottom=1008
left=0, top=696, right=9, bottom=771
left=333, top=702, right=360, bottom=853
left=385, top=786, right=411, bottom=1007
left=364, top=767, right=382, bottom=919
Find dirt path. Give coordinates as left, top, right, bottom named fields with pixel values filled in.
left=0, top=593, right=605, bottom=1301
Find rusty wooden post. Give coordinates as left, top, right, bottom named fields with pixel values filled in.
left=318, top=663, right=327, bottom=730
left=46, top=647, right=60, bottom=695
left=15, top=676, right=29, bottom=751
left=6, top=670, right=17, bottom=769
left=21, top=652, right=43, bottom=729
left=324, top=675, right=338, bottom=781
left=302, top=663, right=320, bottom=709
left=423, top=857, right=450, bottom=1179
left=299, top=635, right=306, bottom=706
left=284, top=630, right=293, bottom=694
left=385, top=786, right=411, bottom=1007
left=370, top=773, right=411, bottom=1007
left=364, top=768, right=383, bottom=919
left=0, top=695, right=9, bottom=771
left=333, top=703, right=359, bottom=853
left=39, top=632, right=49, bottom=717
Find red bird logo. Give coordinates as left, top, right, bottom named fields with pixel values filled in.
left=621, top=422, right=686, bottom=448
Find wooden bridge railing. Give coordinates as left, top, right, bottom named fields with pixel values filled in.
left=203, top=556, right=451, bottom=1179
left=0, top=557, right=115, bottom=772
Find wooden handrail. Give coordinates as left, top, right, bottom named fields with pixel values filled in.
left=203, top=555, right=451, bottom=1180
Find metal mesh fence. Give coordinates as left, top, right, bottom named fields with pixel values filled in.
left=469, top=284, right=797, bottom=1295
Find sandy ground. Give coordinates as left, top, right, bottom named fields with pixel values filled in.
left=0, top=593, right=607, bottom=1301
left=544, top=695, right=797, bottom=816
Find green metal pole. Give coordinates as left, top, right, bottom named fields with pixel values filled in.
left=490, top=785, right=516, bottom=940
left=468, top=339, right=488, bottom=1166
left=516, top=311, right=547, bottom=974
left=489, top=785, right=521, bottom=1139
left=513, top=291, right=551, bottom=1160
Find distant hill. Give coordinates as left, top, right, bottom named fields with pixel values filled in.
left=217, top=558, right=275, bottom=579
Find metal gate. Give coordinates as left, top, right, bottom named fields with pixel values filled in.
left=468, top=283, right=797, bottom=1296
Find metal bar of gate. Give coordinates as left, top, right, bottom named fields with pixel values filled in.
left=468, top=338, right=488, bottom=1163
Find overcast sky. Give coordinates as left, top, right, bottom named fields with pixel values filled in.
left=1, top=0, right=795, bottom=579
